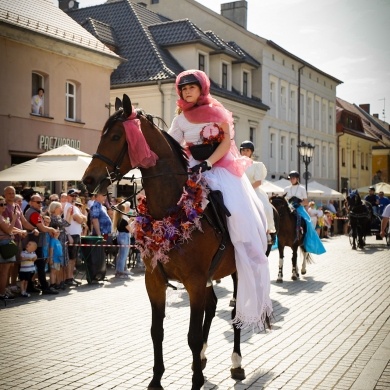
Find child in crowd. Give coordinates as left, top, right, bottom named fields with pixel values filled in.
left=19, top=241, right=38, bottom=298
left=48, top=229, right=63, bottom=289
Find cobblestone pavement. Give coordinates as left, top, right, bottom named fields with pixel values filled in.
left=1, top=235, right=389, bottom=390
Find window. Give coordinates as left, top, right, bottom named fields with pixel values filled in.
left=307, top=96, right=312, bottom=119
left=222, top=63, right=228, bottom=89
left=66, top=81, right=76, bottom=121
left=365, top=153, right=369, bottom=170
left=361, top=152, right=364, bottom=169
left=342, top=148, right=345, bottom=167
left=270, top=133, right=274, bottom=158
left=352, top=150, right=356, bottom=168
left=329, top=146, right=334, bottom=177
left=300, top=93, right=305, bottom=121
left=314, top=100, right=320, bottom=129
left=243, top=71, right=248, bottom=97
left=280, top=86, right=286, bottom=109
left=322, top=145, right=326, bottom=171
left=151, top=0, right=159, bottom=3
left=249, top=127, right=255, bottom=143
left=281, top=136, right=285, bottom=160
left=270, top=81, right=275, bottom=104
left=322, top=102, right=327, bottom=130
left=31, top=72, right=45, bottom=115
left=199, top=54, right=205, bottom=72
left=290, top=138, right=295, bottom=162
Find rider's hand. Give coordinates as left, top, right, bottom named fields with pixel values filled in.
left=190, top=160, right=212, bottom=173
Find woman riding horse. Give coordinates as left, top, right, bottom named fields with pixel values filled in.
left=169, top=70, right=272, bottom=330
left=82, top=70, right=272, bottom=389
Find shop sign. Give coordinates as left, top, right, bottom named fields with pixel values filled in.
left=38, top=135, right=80, bottom=150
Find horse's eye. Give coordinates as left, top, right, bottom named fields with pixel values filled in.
left=111, top=134, right=121, bottom=141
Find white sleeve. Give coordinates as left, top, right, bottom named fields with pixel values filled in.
left=168, top=115, right=184, bottom=144
left=253, top=161, right=267, bottom=181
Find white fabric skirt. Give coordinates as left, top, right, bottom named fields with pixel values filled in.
left=203, top=166, right=272, bottom=330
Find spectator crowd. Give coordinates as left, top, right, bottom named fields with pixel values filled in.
left=0, top=186, right=142, bottom=302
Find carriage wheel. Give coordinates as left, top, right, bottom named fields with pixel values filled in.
left=386, top=226, right=390, bottom=247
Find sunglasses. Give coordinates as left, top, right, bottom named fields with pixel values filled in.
left=33, top=200, right=42, bottom=204
left=0, top=203, right=6, bottom=207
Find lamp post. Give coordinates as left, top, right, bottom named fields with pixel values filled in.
left=298, top=141, right=315, bottom=192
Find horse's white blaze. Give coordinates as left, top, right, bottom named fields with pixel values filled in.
left=200, top=343, right=208, bottom=360
left=231, top=352, right=242, bottom=369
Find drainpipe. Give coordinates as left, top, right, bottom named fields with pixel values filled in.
left=297, top=65, right=305, bottom=172
left=157, top=80, right=164, bottom=122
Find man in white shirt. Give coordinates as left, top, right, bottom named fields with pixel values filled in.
left=63, top=189, right=87, bottom=286
left=380, top=204, right=390, bottom=238
left=31, top=88, right=44, bottom=115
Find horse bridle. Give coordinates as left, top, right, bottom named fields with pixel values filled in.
left=270, top=196, right=289, bottom=218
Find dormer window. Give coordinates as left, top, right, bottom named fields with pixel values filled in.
left=199, top=53, right=205, bottom=72
left=222, top=63, right=228, bottom=89
left=243, top=71, right=248, bottom=97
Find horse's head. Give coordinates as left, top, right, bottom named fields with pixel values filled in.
left=269, top=194, right=289, bottom=215
left=82, top=94, right=189, bottom=219
left=82, top=95, right=134, bottom=194
left=346, top=190, right=362, bottom=209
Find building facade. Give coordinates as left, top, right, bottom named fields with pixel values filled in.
left=0, top=0, right=121, bottom=193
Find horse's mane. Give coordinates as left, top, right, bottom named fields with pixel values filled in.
left=160, top=130, right=189, bottom=171
left=137, top=111, right=189, bottom=171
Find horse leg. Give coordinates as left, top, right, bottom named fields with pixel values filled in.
left=352, top=225, right=357, bottom=250
left=291, top=246, right=300, bottom=280
left=187, top=285, right=208, bottom=390
left=146, top=273, right=166, bottom=390
left=301, top=249, right=307, bottom=275
left=229, top=272, right=237, bottom=307
left=230, top=300, right=245, bottom=380
left=198, top=285, right=218, bottom=371
left=277, top=245, right=284, bottom=283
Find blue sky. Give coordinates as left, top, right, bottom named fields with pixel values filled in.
left=55, top=0, right=390, bottom=121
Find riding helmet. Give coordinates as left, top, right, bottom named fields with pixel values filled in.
left=288, top=170, right=300, bottom=179
left=368, top=186, right=375, bottom=191
left=240, top=140, right=255, bottom=151
left=177, top=73, right=201, bottom=89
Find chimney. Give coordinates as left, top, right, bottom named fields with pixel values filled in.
left=59, top=0, right=79, bottom=12
left=359, top=104, right=370, bottom=114
left=373, top=114, right=379, bottom=118
left=221, top=1, right=247, bottom=29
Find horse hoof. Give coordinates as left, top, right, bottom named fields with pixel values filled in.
left=301, top=270, right=306, bottom=275
left=231, top=367, right=246, bottom=380
left=229, top=299, right=236, bottom=307
left=276, top=278, right=283, bottom=283
left=292, top=275, right=299, bottom=281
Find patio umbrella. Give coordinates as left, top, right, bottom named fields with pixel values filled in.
left=356, top=182, right=390, bottom=196
left=0, top=144, right=92, bottom=182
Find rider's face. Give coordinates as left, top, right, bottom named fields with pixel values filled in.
left=240, top=148, right=253, bottom=158
left=180, top=83, right=201, bottom=104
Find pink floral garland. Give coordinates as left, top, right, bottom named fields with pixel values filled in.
left=134, top=173, right=209, bottom=269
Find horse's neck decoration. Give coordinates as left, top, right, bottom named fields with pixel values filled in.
left=123, top=113, right=158, bottom=168
left=134, top=173, right=209, bottom=268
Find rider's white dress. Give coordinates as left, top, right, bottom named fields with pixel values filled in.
left=169, top=114, right=272, bottom=330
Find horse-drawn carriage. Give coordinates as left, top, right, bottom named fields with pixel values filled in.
left=346, top=190, right=390, bottom=248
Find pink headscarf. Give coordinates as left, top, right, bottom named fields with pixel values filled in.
left=123, top=110, right=158, bottom=168
left=175, top=70, right=251, bottom=176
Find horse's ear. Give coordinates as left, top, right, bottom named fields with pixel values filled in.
left=115, top=97, right=122, bottom=112
left=283, top=193, right=287, bottom=198
left=122, top=94, right=132, bottom=118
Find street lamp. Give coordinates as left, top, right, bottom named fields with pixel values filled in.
left=298, top=141, right=315, bottom=192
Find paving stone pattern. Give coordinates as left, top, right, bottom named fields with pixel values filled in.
left=0, top=235, right=389, bottom=389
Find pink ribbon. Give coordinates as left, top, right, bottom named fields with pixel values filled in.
left=123, top=111, right=158, bottom=168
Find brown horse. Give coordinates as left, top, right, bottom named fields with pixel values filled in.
left=269, top=194, right=312, bottom=282
left=82, top=95, right=252, bottom=390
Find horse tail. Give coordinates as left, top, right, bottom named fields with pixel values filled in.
left=300, top=247, right=314, bottom=264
